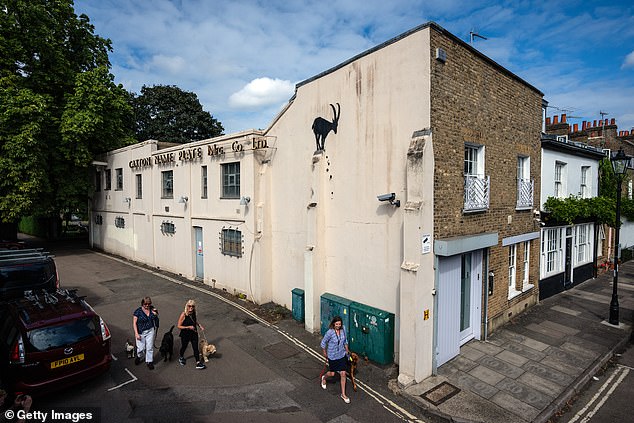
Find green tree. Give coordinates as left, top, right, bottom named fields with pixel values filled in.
left=0, top=0, right=133, bottom=229
left=132, top=85, right=224, bottom=143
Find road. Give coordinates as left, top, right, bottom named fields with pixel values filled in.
left=26, top=239, right=430, bottom=423
left=555, top=339, right=634, bottom=423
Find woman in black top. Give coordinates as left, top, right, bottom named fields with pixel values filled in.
left=177, top=299, right=206, bottom=369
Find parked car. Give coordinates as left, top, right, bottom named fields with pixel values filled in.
left=0, top=249, right=59, bottom=300
left=0, top=289, right=112, bottom=396
left=0, top=240, right=26, bottom=250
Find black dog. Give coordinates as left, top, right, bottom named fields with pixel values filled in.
left=159, top=325, right=174, bottom=362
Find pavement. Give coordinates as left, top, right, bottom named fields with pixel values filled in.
left=397, top=263, right=634, bottom=423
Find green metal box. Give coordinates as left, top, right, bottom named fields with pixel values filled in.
left=349, top=302, right=395, bottom=365
left=320, top=293, right=352, bottom=336
left=291, top=288, right=305, bottom=322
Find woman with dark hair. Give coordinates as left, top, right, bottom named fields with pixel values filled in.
left=320, top=315, right=351, bottom=403
left=133, top=296, right=159, bottom=369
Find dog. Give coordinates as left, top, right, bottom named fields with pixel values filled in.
left=348, top=352, right=359, bottom=392
left=125, top=340, right=136, bottom=359
left=159, top=325, right=175, bottom=362
left=199, top=338, right=217, bottom=363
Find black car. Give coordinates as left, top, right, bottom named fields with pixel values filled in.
left=0, top=249, right=59, bottom=300
left=0, top=289, right=112, bottom=396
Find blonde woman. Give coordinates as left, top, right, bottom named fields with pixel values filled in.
left=177, top=299, right=206, bottom=369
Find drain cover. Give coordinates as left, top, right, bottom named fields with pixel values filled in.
left=420, top=381, right=460, bottom=406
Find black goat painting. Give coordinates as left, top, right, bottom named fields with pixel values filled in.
left=312, top=103, right=340, bottom=151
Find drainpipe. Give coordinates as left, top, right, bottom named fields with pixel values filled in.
left=432, top=254, right=440, bottom=375
left=483, top=248, right=490, bottom=341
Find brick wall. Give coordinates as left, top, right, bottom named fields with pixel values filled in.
left=429, top=28, right=543, bottom=330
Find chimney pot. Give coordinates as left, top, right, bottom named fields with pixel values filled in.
left=573, top=123, right=579, bottom=132
left=582, top=121, right=586, bottom=130
left=593, top=120, right=597, bottom=127
left=611, top=118, right=616, bottom=125
left=546, top=117, right=551, bottom=125
left=553, top=115, right=559, bottom=124
left=561, top=114, right=567, bottom=123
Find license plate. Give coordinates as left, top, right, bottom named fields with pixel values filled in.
left=51, top=353, right=84, bottom=369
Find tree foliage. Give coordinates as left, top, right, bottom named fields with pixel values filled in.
left=132, top=85, right=224, bottom=143
left=0, top=0, right=134, bottom=223
left=543, top=158, right=634, bottom=227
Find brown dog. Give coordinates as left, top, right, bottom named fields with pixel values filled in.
left=199, top=338, right=217, bottom=363
left=348, top=352, right=359, bottom=391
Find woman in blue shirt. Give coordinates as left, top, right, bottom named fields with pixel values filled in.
left=320, top=316, right=351, bottom=403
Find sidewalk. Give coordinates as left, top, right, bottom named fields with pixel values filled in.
left=399, top=262, right=634, bottom=423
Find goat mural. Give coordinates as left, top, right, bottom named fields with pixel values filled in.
left=311, top=103, right=340, bottom=151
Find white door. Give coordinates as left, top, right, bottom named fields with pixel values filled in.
left=437, top=250, right=483, bottom=366
left=437, top=255, right=461, bottom=366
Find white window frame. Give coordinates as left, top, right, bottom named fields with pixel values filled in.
left=464, top=144, right=484, bottom=177
left=508, top=244, right=520, bottom=299
left=541, top=227, right=563, bottom=278
left=597, top=224, right=605, bottom=258
left=516, top=156, right=533, bottom=208
left=522, top=241, right=533, bottom=291
left=580, top=166, right=590, bottom=198
left=554, top=162, right=566, bottom=198
left=574, top=223, right=593, bottom=265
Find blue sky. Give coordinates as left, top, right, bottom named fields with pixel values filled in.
left=74, top=0, right=634, bottom=135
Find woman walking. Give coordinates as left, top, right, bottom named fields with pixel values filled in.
left=320, top=315, right=351, bottom=403
left=133, top=296, right=159, bottom=369
left=177, top=299, right=206, bottom=369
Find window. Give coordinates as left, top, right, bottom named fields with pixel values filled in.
left=222, top=162, right=240, bottom=198
left=221, top=228, right=242, bottom=257
left=114, top=216, right=125, bottom=228
left=554, top=162, right=566, bottom=198
left=105, top=169, right=112, bottom=190
left=95, top=171, right=102, bottom=192
left=517, top=156, right=533, bottom=208
left=575, top=223, right=593, bottom=264
left=580, top=166, right=590, bottom=198
left=161, top=221, right=176, bottom=235
left=115, top=168, right=123, bottom=190
left=508, top=244, right=518, bottom=298
left=629, top=180, right=633, bottom=200
left=162, top=170, right=173, bottom=199
left=201, top=166, right=208, bottom=199
left=136, top=174, right=142, bottom=199
left=522, top=241, right=531, bottom=290
left=541, top=227, right=563, bottom=277
left=463, top=144, right=489, bottom=211
left=597, top=224, right=605, bottom=257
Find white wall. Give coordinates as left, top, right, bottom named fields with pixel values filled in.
left=541, top=147, right=601, bottom=208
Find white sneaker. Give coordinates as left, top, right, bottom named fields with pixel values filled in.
left=321, top=375, right=327, bottom=390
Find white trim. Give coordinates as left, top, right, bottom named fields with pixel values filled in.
left=502, top=231, right=540, bottom=247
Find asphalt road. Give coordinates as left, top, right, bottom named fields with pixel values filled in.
left=23, top=238, right=427, bottom=423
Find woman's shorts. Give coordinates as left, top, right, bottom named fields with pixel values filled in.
left=328, top=356, right=348, bottom=373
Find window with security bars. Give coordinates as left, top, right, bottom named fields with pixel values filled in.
left=463, top=144, right=489, bottom=211
left=221, top=228, right=242, bottom=257
left=222, top=162, right=240, bottom=198
left=516, top=156, right=533, bottom=208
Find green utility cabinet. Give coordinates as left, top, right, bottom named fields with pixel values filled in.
left=320, top=293, right=353, bottom=336
left=349, top=302, right=395, bottom=365
left=291, top=288, right=305, bottom=322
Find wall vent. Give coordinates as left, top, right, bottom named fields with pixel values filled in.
left=435, top=48, right=447, bottom=63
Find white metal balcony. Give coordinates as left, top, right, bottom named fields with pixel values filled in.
left=464, top=175, right=490, bottom=212
left=516, top=178, right=534, bottom=209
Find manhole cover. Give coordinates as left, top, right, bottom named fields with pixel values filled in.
left=420, top=381, right=460, bottom=406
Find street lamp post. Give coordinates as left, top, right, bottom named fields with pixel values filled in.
left=609, top=149, right=629, bottom=325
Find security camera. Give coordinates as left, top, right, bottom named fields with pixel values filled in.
left=377, top=193, right=396, bottom=202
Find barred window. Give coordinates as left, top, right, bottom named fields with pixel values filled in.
left=221, top=228, right=242, bottom=257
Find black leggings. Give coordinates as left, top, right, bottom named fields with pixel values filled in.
left=179, top=333, right=200, bottom=362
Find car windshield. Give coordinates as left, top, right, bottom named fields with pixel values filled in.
left=0, top=262, right=55, bottom=288
left=27, top=317, right=97, bottom=351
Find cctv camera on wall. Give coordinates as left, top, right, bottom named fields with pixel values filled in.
left=377, top=193, right=396, bottom=202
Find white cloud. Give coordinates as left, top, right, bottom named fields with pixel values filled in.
left=149, top=55, right=187, bottom=75
left=622, top=51, right=634, bottom=69
left=228, top=78, right=295, bottom=109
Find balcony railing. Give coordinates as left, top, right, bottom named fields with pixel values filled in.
left=516, top=178, right=534, bottom=209
left=464, top=175, right=490, bottom=212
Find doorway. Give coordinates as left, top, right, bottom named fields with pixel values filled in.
left=194, top=227, right=204, bottom=281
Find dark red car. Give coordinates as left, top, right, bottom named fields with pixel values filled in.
left=0, top=289, right=112, bottom=396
